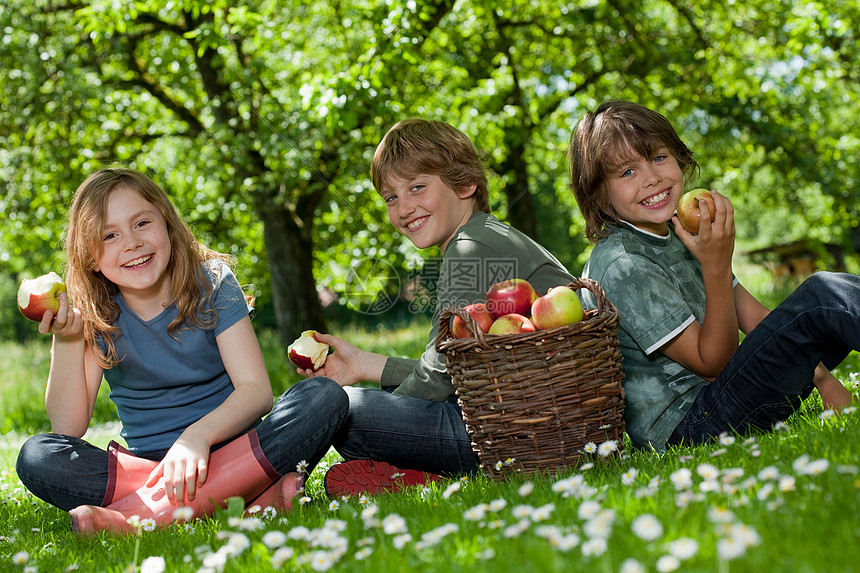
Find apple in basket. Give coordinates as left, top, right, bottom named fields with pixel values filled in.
left=451, top=302, right=495, bottom=338
left=288, top=330, right=330, bottom=371
left=17, top=272, right=66, bottom=322
left=488, top=313, right=537, bottom=335
left=530, top=286, right=584, bottom=330
left=676, top=188, right=716, bottom=234
left=485, top=279, right=538, bottom=319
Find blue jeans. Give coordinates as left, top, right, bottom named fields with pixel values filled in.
left=668, top=272, right=860, bottom=446
left=332, top=387, right=480, bottom=476
left=16, top=376, right=348, bottom=511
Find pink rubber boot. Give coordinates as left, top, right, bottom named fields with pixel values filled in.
left=70, top=430, right=284, bottom=536
left=101, top=441, right=160, bottom=505
left=245, top=471, right=303, bottom=513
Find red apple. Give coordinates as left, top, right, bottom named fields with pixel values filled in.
left=17, top=272, right=66, bottom=322
left=288, top=330, right=330, bottom=371
left=676, top=188, right=716, bottom=234
left=487, top=313, right=537, bottom=335
left=530, top=286, right=584, bottom=330
left=485, top=279, right=538, bottom=319
left=451, top=303, right=495, bottom=338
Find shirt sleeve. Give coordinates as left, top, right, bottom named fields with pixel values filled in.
left=208, top=261, right=252, bottom=337
left=600, top=253, right=695, bottom=355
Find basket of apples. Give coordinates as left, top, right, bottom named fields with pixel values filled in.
left=436, top=277, right=625, bottom=479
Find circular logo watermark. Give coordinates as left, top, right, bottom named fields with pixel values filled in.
left=337, top=258, right=401, bottom=315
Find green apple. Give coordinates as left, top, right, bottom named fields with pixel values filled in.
left=487, top=313, right=537, bottom=335
left=530, top=286, right=584, bottom=330
left=676, top=188, right=715, bottom=234
left=17, top=272, right=66, bottom=322
left=288, top=330, right=330, bottom=371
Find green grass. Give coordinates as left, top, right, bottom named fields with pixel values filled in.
left=2, top=305, right=859, bottom=572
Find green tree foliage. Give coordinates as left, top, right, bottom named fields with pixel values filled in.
left=1, top=0, right=857, bottom=345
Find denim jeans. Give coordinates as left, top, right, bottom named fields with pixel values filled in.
left=331, top=386, right=480, bottom=476
left=668, top=272, right=860, bottom=446
left=16, top=376, right=348, bottom=511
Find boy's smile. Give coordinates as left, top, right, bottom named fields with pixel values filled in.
left=381, top=174, right=477, bottom=250
left=605, top=147, right=683, bottom=236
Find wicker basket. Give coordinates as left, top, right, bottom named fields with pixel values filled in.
left=435, top=278, right=625, bottom=478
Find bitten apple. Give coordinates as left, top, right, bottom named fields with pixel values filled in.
left=288, top=330, right=330, bottom=371
left=676, top=188, right=716, bottom=234
left=17, top=272, right=66, bottom=322
left=487, top=313, right=537, bottom=335
left=485, top=279, right=538, bottom=319
left=530, top=286, right=584, bottom=330
left=451, top=302, right=495, bottom=338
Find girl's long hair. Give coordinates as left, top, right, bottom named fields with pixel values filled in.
left=65, top=167, right=236, bottom=369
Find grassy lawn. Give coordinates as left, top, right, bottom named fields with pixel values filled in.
left=2, top=278, right=859, bottom=572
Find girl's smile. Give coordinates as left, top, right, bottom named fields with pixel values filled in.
left=95, top=186, right=173, bottom=318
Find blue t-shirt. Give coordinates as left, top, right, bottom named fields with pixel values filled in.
left=99, top=260, right=251, bottom=454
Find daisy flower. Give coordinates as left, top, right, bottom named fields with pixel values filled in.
left=669, top=468, right=693, bottom=490
left=696, top=463, right=719, bottom=480
left=271, top=547, right=294, bottom=568
left=597, top=440, right=618, bottom=457
left=140, top=556, right=166, bottom=573
left=631, top=513, right=663, bottom=541
left=668, top=537, right=699, bottom=560
left=463, top=504, right=488, bottom=521
left=262, top=530, right=288, bottom=549
left=443, top=481, right=461, bottom=499
left=620, top=558, right=646, bottom=573
left=621, top=467, right=638, bottom=486
left=392, top=533, right=412, bottom=549
left=656, top=554, right=680, bottom=572
left=354, top=547, right=373, bottom=560
left=488, top=498, right=507, bottom=512
left=382, top=514, right=408, bottom=535
left=577, top=500, right=601, bottom=520
left=581, top=536, right=607, bottom=557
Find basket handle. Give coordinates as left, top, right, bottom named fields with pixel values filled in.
left=567, top=276, right=615, bottom=318
left=435, top=277, right=616, bottom=351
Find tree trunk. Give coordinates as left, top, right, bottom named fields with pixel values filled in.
left=500, top=133, right=539, bottom=241
left=258, top=203, right=327, bottom=348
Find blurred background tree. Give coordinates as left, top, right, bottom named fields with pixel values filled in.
left=1, top=0, right=857, bottom=345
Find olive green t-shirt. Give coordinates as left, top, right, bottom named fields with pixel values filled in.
left=384, top=211, right=573, bottom=401
left=581, top=221, right=736, bottom=450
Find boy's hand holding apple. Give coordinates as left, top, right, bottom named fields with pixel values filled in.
left=673, top=189, right=736, bottom=276
left=291, top=331, right=386, bottom=387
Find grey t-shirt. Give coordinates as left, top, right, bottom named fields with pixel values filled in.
left=581, top=221, right=729, bottom=450
left=385, top=211, right=573, bottom=401
left=99, top=260, right=251, bottom=454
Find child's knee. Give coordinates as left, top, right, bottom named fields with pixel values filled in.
left=15, top=434, right=52, bottom=480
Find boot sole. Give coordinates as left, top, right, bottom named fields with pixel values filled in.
left=324, top=459, right=440, bottom=498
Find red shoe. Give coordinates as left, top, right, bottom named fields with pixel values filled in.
left=324, top=459, right=441, bottom=498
